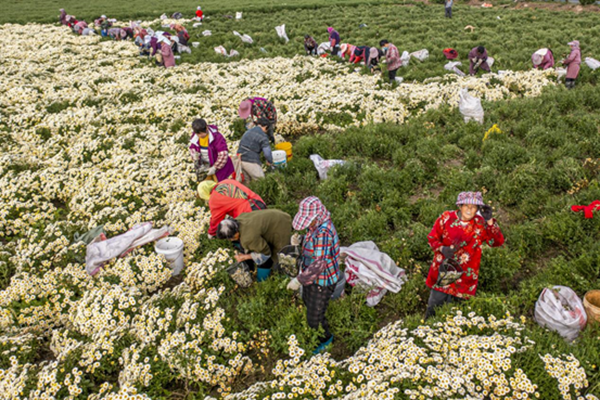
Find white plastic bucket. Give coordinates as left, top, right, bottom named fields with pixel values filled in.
left=192, top=42, right=200, bottom=48
left=273, top=150, right=287, bottom=168
left=155, top=237, right=184, bottom=275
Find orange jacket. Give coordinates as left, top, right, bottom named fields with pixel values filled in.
left=208, top=179, right=266, bottom=236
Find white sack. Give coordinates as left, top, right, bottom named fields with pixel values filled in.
left=458, top=88, right=484, bottom=124
left=309, top=154, right=345, bottom=180
left=534, top=286, right=587, bottom=342
left=410, top=49, right=429, bottom=61
left=275, top=24, right=290, bottom=43
left=585, top=57, right=600, bottom=70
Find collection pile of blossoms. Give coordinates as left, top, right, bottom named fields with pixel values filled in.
left=0, top=21, right=594, bottom=399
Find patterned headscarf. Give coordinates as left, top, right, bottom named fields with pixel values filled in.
left=456, top=191, right=484, bottom=206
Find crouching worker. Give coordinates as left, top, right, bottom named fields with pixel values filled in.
left=425, top=191, right=504, bottom=319
left=189, top=119, right=234, bottom=182
left=198, top=179, right=267, bottom=239
left=532, top=48, right=554, bottom=70
left=469, top=46, right=491, bottom=75
left=217, top=210, right=292, bottom=282
left=287, top=197, right=340, bottom=354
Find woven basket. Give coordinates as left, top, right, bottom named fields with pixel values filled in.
left=583, top=290, right=600, bottom=324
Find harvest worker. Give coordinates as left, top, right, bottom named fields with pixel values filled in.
left=195, top=6, right=204, bottom=21
left=198, top=179, right=266, bottom=238
left=349, top=46, right=369, bottom=64
left=531, top=48, right=555, bottom=70
left=238, top=97, right=277, bottom=143
left=445, top=0, right=453, bottom=18
left=73, top=20, right=88, bottom=35
left=340, top=43, right=356, bottom=60
left=380, top=40, right=402, bottom=82
left=287, top=197, right=341, bottom=354
left=562, top=40, right=581, bottom=89
left=366, top=48, right=383, bottom=71
left=158, top=36, right=176, bottom=68
left=108, top=27, right=127, bottom=40
left=468, top=46, right=491, bottom=75
left=327, top=27, right=341, bottom=56
left=216, top=209, right=292, bottom=282
left=304, top=35, right=318, bottom=55
left=424, top=191, right=505, bottom=318
left=59, top=9, right=68, bottom=25
left=189, top=119, right=234, bottom=182
left=236, top=118, right=273, bottom=181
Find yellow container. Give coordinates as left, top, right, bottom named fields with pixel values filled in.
left=584, top=290, right=600, bottom=324
left=275, top=142, right=293, bottom=161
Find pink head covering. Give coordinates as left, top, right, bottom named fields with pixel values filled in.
left=567, top=40, right=580, bottom=48
left=293, top=197, right=331, bottom=231
left=456, top=192, right=484, bottom=206
left=238, top=99, right=253, bottom=119
left=327, top=27, right=333, bottom=33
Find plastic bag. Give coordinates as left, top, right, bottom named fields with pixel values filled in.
left=400, top=51, right=410, bottom=67
left=275, top=24, right=290, bottom=43
left=235, top=12, right=242, bottom=20
left=202, top=30, right=212, bottom=36
left=458, top=88, right=484, bottom=124
left=555, top=67, right=567, bottom=81
left=535, top=286, right=587, bottom=342
left=214, top=45, right=228, bottom=56
left=160, top=13, right=168, bottom=20
left=317, top=42, right=331, bottom=55
left=486, top=56, right=495, bottom=68
left=233, top=31, right=253, bottom=44
left=585, top=57, right=600, bottom=71
left=229, top=49, right=240, bottom=57
left=410, top=49, right=429, bottom=61
left=309, top=154, right=345, bottom=180
left=444, top=61, right=466, bottom=77
left=192, top=22, right=203, bottom=28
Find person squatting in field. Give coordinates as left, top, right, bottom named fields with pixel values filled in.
left=217, top=210, right=292, bottom=282
left=238, top=97, right=278, bottom=143
left=198, top=179, right=267, bottom=239
left=469, top=46, right=491, bottom=75
left=189, top=118, right=234, bottom=182
left=287, top=197, right=341, bottom=354
left=562, top=40, right=581, bottom=89
left=304, top=35, right=318, bottom=55
left=425, top=191, right=505, bottom=319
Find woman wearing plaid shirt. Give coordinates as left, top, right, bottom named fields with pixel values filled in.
left=288, top=197, right=340, bottom=353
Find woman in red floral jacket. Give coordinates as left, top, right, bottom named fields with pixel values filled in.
left=425, top=191, right=504, bottom=318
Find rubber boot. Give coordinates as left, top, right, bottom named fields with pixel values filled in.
left=313, top=335, right=334, bottom=354
left=256, top=267, right=271, bottom=282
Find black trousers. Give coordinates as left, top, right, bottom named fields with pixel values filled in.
left=425, top=289, right=463, bottom=319
left=389, top=68, right=399, bottom=82
left=445, top=7, right=452, bottom=18
left=303, top=284, right=335, bottom=343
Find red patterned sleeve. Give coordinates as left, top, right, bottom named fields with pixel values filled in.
left=483, top=219, right=504, bottom=247
left=428, top=214, right=446, bottom=253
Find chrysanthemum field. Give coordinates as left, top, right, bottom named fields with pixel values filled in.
left=0, top=1, right=599, bottom=399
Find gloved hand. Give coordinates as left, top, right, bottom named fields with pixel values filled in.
left=207, top=233, right=215, bottom=239
left=440, top=246, right=455, bottom=259
left=470, top=58, right=478, bottom=64
left=207, top=166, right=217, bottom=176
left=479, top=205, right=493, bottom=222
left=287, top=277, right=301, bottom=291
left=291, top=233, right=303, bottom=246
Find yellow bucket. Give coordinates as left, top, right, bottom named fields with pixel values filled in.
left=275, top=142, right=293, bottom=161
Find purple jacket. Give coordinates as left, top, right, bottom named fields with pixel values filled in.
left=564, top=48, right=581, bottom=79
left=189, top=125, right=234, bottom=181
